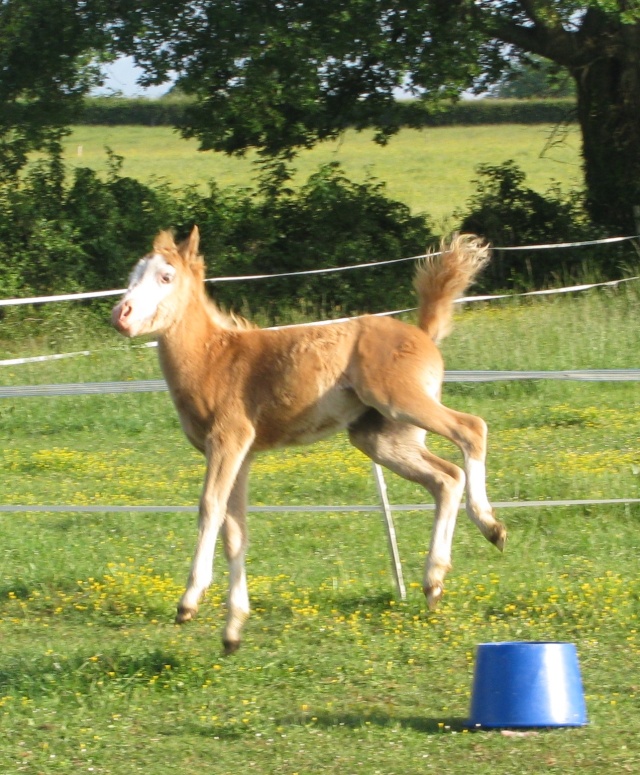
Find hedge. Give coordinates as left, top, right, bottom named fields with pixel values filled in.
left=78, top=96, right=577, bottom=128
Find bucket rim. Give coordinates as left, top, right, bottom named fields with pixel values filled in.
left=475, top=640, right=577, bottom=648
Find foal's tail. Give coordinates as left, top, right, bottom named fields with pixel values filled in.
left=414, top=234, right=490, bottom=344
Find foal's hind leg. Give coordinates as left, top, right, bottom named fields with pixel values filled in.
left=349, top=415, right=465, bottom=609
left=360, top=384, right=506, bottom=552
left=419, top=402, right=506, bottom=551
left=459, top=416, right=506, bottom=550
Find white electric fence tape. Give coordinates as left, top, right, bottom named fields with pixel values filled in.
left=0, top=234, right=638, bottom=369
left=1, top=234, right=637, bottom=308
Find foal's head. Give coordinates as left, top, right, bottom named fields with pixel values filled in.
left=112, top=227, right=204, bottom=337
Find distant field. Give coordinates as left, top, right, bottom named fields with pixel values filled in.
left=60, top=124, right=584, bottom=228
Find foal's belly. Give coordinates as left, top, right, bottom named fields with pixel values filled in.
left=253, top=387, right=366, bottom=450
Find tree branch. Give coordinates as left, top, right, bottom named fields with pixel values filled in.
left=481, top=2, right=583, bottom=68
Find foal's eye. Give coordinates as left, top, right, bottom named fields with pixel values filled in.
left=159, top=272, right=174, bottom=285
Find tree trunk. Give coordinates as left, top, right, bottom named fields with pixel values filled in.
left=571, top=17, right=640, bottom=233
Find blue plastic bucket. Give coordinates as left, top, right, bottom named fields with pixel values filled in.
left=468, top=642, right=588, bottom=728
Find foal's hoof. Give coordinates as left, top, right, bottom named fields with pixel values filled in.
left=424, top=584, right=444, bottom=611
left=175, top=605, right=196, bottom=624
left=491, top=523, right=507, bottom=552
left=223, top=639, right=241, bottom=656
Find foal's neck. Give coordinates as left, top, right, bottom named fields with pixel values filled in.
left=157, top=288, right=226, bottom=380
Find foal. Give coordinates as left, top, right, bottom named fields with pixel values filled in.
left=112, top=227, right=505, bottom=653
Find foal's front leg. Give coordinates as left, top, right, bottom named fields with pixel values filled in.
left=221, top=460, right=251, bottom=654
left=176, top=426, right=255, bottom=625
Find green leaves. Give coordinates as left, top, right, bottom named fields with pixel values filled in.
left=0, top=0, right=112, bottom=179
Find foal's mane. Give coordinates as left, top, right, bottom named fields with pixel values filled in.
left=206, top=297, right=255, bottom=331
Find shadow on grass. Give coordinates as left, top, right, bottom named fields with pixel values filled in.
left=251, top=590, right=413, bottom=619
left=306, top=710, right=470, bottom=734
left=0, top=580, right=33, bottom=599
left=178, top=711, right=470, bottom=739
left=325, top=591, right=411, bottom=614
left=0, top=647, right=183, bottom=695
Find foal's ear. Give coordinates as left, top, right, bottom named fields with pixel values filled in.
left=153, top=230, right=178, bottom=253
left=180, top=225, right=200, bottom=264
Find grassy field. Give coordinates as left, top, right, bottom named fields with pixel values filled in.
left=1, top=277, right=639, bottom=772
left=58, top=123, right=584, bottom=227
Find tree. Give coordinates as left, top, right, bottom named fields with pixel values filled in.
left=476, top=1, right=640, bottom=233
left=2, top=2, right=639, bottom=234
left=0, top=0, right=119, bottom=180
left=117, top=0, right=640, bottom=233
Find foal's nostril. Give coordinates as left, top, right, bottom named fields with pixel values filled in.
left=112, top=300, right=133, bottom=331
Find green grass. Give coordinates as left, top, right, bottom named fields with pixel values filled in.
left=58, top=123, right=584, bottom=227
left=1, top=284, right=640, bottom=773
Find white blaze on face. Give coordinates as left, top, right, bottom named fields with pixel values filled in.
left=112, top=254, right=177, bottom=336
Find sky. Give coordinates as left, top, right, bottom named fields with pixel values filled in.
left=94, top=56, right=172, bottom=98
left=95, top=55, right=467, bottom=101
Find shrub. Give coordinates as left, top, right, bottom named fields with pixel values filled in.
left=230, top=163, right=432, bottom=320
left=455, top=161, right=613, bottom=287
left=0, top=153, right=433, bottom=322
